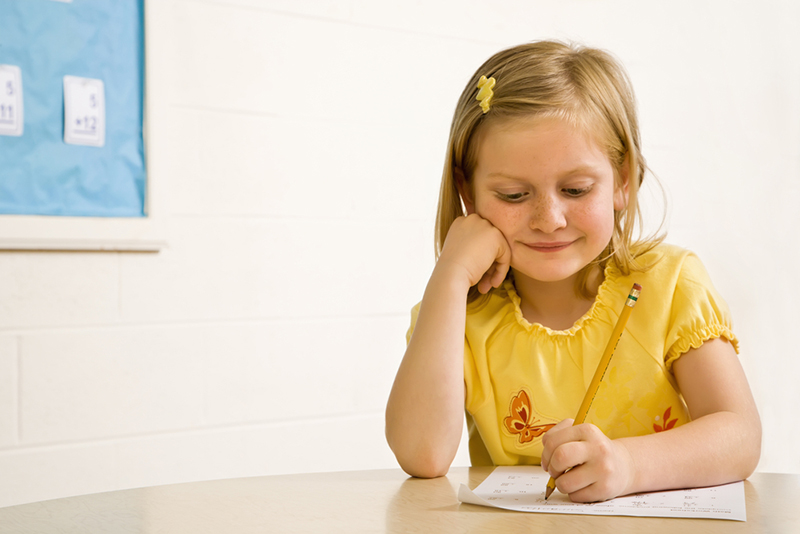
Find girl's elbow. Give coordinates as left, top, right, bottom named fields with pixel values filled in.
left=398, top=454, right=451, bottom=479
left=747, top=427, right=763, bottom=477
left=738, top=446, right=761, bottom=481
left=386, top=427, right=455, bottom=478
left=738, top=416, right=762, bottom=480
left=387, top=436, right=453, bottom=478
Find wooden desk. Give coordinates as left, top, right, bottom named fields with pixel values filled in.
left=0, top=468, right=795, bottom=533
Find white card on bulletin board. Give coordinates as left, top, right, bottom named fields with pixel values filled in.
left=0, top=64, right=24, bottom=137
left=63, top=75, right=105, bottom=147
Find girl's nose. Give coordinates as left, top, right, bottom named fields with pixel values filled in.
left=530, top=194, right=567, bottom=234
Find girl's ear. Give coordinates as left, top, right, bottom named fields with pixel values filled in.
left=614, top=155, right=631, bottom=211
left=454, top=167, right=476, bottom=215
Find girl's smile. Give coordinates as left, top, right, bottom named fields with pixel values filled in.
left=460, top=115, right=628, bottom=290
left=523, top=240, right=575, bottom=253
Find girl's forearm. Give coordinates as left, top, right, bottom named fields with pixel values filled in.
left=385, top=266, right=472, bottom=478
left=619, top=409, right=761, bottom=495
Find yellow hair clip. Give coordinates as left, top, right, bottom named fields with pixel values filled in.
left=475, top=75, right=495, bottom=114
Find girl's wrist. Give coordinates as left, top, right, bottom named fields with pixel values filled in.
left=615, top=438, right=639, bottom=497
left=429, top=260, right=474, bottom=297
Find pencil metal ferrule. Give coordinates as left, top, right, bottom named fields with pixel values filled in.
left=625, top=285, right=641, bottom=308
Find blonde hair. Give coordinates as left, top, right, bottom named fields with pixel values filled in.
left=435, top=40, right=664, bottom=300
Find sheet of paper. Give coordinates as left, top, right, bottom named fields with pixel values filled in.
left=0, top=65, right=24, bottom=137
left=458, top=466, right=746, bottom=521
left=63, top=75, right=105, bottom=147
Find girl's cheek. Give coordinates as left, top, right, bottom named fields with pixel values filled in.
left=578, top=197, right=615, bottom=224
left=478, top=201, right=519, bottom=228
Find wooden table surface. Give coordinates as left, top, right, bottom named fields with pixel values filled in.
left=0, top=467, right=796, bottom=533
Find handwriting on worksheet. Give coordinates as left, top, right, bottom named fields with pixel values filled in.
left=458, top=466, right=745, bottom=521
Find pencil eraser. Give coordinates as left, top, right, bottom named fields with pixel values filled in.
left=633, top=283, right=642, bottom=291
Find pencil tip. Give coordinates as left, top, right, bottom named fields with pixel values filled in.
left=544, top=486, right=554, bottom=500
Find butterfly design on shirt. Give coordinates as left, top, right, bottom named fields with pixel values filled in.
left=503, top=390, right=557, bottom=444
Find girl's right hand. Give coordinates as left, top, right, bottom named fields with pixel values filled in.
left=437, top=214, right=512, bottom=294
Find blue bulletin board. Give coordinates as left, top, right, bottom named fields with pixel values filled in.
left=0, top=0, right=146, bottom=218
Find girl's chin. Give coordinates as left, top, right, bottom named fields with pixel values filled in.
left=510, top=266, right=584, bottom=285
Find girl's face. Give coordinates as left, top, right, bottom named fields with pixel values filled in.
left=460, top=116, right=628, bottom=286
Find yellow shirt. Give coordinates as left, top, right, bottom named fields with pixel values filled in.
left=406, top=244, right=738, bottom=466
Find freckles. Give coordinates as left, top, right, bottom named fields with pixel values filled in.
left=578, top=196, right=615, bottom=219
left=475, top=205, right=516, bottom=233
left=507, top=210, right=526, bottom=226
left=578, top=203, right=601, bottom=218
left=528, top=196, right=557, bottom=224
left=573, top=200, right=616, bottom=237
left=541, top=196, right=557, bottom=214
left=571, top=202, right=592, bottom=221
left=482, top=202, right=524, bottom=227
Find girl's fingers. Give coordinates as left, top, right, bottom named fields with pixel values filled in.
left=543, top=424, right=631, bottom=502
left=540, top=419, right=576, bottom=471
left=477, top=271, right=493, bottom=294
left=476, top=262, right=496, bottom=294
left=549, top=419, right=575, bottom=433
left=490, top=259, right=509, bottom=288
left=563, top=484, right=606, bottom=504
left=546, top=439, right=587, bottom=479
left=478, top=262, right=508, bottom=293
left=478, top=233, right=512, bottom=292
left=442, top=214, right=514, bottom=293
left=441, top=215, right=511, bottom=290
left=492, top=234, right=512, bottom=285
left=496, top=235, right=512, bottom=268
left=554, top=465, right=597, bottom=501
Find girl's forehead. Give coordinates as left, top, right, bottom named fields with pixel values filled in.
left=467, top=115, right=624, bottom=186
left=476, top=115, right=608, bottom=159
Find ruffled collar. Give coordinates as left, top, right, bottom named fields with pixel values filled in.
left=503, top=263, right=619, bottom=337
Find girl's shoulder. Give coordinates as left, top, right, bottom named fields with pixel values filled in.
left=632, top=241, right=688, bottom=263
left=609, top=242, right=728, bottom=320
left=603, top=243, right=721, bottom=316
left=624, top=242, right=708, bottom=281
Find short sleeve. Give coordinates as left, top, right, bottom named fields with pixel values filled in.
left=664, top=253, right=739, bottom=371
left=406, top=302, right=422, bottom=345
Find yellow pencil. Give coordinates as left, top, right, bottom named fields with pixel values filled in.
left=544, top=283, right=641, bottom=500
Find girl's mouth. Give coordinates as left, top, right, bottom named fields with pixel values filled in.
left=523, top=241, right=573, bottom=253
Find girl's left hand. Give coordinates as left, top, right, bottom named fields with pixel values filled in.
left=540, top=419, right=636, bottom=502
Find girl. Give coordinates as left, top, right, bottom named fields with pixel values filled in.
left=385, top=41, right=761, bottom=503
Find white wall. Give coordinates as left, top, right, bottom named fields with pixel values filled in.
left=1, top=0, right=798, bottom=508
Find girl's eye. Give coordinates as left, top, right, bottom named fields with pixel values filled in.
left=498, top=192, right=528, bottom=202
left=563, top=187, right=591, bottom=197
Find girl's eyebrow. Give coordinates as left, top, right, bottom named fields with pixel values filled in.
left=559, top=164, right=604, bottom=178
left=486, top=165, right=603, bottom=181
left=486, top=172, right=526, bottom=181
